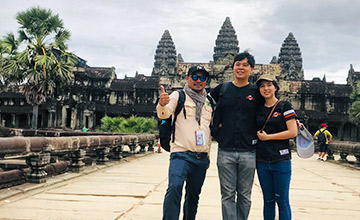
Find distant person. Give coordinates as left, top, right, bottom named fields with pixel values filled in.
left=157, top=66, right=212, bottom=220
left=210, top=51, right=263, bottom=220
left=313, top=123, right=333, bottom=161
left=255, top=74, right=298, bottom=220
left=157, top=138, right=162, bottom=153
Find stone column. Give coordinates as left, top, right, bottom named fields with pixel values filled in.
left=27, top=113, right=31, bottom=128
left=11, top=113, right=16, bottom=127
left=71, top=108, right=77, bottom=129
left=340, top=123, right=345, bottom=141
left=61, top=106, right=67, bottom=128
left=48, top=110, right=53, bottom=128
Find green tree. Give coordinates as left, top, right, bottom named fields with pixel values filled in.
left=0, top=7, right=76, bottom=129
left=0, top=33, right=20, bottom=84
left=98, top=116, right=157, bottom=134
left=350, top=82, right=360, bottom=125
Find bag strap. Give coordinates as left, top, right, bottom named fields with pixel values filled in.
left=211, top=81, right=231, bottom=122
left=174, top=90, right=186, bottom=119
left=171, top=90, right=186, bottom=143
left=206, top=94, right=215, bottom=111
left=219, top=82, right=231, bottom=98
left=261, top=100, right=280, bottom=132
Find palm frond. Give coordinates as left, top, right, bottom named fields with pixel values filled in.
left=1, top=33, right=19, bottom=54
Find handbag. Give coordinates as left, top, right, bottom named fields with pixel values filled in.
left=296, top=123, right=315, bottom=158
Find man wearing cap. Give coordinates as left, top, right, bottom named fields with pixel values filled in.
left=313, top=123, right=332, bottom=161
left=210, top=51, right=263, bottom=220
left=157, top=65, right=213, bottom=220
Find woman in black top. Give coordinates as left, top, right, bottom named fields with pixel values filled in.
left=255, top=74, right=297, bottom=220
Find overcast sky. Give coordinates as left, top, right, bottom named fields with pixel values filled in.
left=1, top=0, right=359, bottom=84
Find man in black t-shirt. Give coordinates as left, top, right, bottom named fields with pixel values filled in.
left=210, top=51, right=263, bottom=220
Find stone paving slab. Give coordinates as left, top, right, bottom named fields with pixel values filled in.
left=1, top=207, right=123, bottom=220
left=0, top=143, right=359, bottom=220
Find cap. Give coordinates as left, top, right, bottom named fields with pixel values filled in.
left=187, top=66, right=209, bottom=77
left=296, top=124, right=315, bottom=159
left=320, top=123, right=328, bottom=128
left=256, top=74, right=277, bottom=86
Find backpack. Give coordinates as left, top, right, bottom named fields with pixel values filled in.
left=210, top=82, right=231, bottom=140
left=317, top=130, right=327, bottom=144
left=159, top=90, right=215, bottom=152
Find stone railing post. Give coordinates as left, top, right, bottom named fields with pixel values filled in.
left=25, top=153, right=51, bottom=183
left=96, top=147, right=110, bottom=165
left=326, top=149, right=335, bottom=160
left=139, top=144, right=147, bottom=153
left=354, top=154, right=360, bottom=167
left=150, top=140, right=155, bottom=151
left=110, top=136, right=123, bottom=161
left=69, top=149, right=86, bottom=172
left=338, top=151, right=349, bottom=163
left=111, top=146, right=123, bottom=161
left=128, top=144, right=136, bottom=154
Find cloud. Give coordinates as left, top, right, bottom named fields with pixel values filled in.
left=0, top=0, right=359, bottom=84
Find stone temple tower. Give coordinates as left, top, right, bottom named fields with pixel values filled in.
left=278, top=32, right=304, bottom=80
left=152, top=30, right=177, bottom=76
left=213, top=17, right=239, bottom=62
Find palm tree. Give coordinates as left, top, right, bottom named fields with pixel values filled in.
left=0, top=7, right=76, bottom=129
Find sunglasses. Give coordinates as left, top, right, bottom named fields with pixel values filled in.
left=191, top=74, right=207, bottom=82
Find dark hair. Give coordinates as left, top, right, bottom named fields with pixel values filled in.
left=232, top=51, right=255, bottom=68
left=257, top=79, right=280, bottom=98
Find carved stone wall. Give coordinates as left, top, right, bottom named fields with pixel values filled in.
left=0, top=67, right=159, bottom=131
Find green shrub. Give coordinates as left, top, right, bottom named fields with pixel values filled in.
left=97, top=116, right=157, bottom=134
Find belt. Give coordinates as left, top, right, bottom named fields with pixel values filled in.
left=220, top=148, right=255, bottom=153
left=184, top=151, right=208, bottom=159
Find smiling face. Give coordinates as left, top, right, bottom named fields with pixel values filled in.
left=186, top=72, right=208, bottom=93
left=233, top=58, right=254, bottom=81
left=259, top=80, right=277, bottom=100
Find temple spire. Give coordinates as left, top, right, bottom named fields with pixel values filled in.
left=270, top=56, right=278, bottom=64
left=213, top=17, right=239, bottom=62
left=278, top=32, right=304, bottom=80
left=152, top=30, right=177, bottom=76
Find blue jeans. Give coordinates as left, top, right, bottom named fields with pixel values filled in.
left=163, top=151, right=209, bottom=220
left=217, top=149, right=256, bottom=220
left=256, top=160, right=292, bottom=220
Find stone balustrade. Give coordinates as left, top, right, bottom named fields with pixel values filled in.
left=326, top=140, right=360, bottom=166
left=0, top=133, right=156, bottom=187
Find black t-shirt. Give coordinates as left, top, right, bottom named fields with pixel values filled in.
left=255, top=101, right=296, bottom=163
left=210, top=82, right=263, bottom=151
